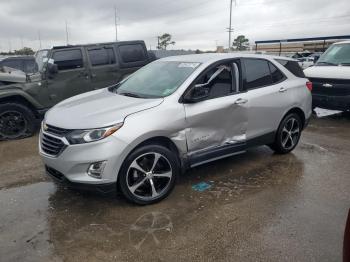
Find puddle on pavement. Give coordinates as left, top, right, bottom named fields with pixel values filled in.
left=0, top=148, right=306, bottom=261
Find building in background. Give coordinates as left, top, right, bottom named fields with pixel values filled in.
left=254, top=35, right=350, bottom=54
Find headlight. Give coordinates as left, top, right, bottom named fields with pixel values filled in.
left=66, top=123, right=123, bottom=144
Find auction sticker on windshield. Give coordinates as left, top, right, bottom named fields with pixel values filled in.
left=178, top=62, right=200, bottom=68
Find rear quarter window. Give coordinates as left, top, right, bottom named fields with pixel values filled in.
left=118, top=44, right=147, bottom=63
left=276, top=59, right=305, bottom=78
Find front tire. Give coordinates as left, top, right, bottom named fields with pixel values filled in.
left=269, top=113, right=302, bottom=154
left=118, top=145, right=179, bottom=205
left=0, top=103, right=37, bottom=140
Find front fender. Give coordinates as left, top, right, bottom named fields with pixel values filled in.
left=0, top=85, right=44, bottom=109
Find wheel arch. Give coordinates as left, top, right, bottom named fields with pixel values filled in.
left=116, top=135, right=185, bottom=187
left=0, top=94, right=41, bottom=118
left=283, top=107, right=306, bottom=129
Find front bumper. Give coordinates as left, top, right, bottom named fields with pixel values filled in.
left=45, top=166, right=116, bottom=193
left=39, top=130, right=129, bottom=186
left=312, top=94, right=350, bottom=111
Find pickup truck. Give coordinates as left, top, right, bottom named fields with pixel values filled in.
left=0, top=40, right=153, bottom=140
left=304, top=41, right=350, bottom=111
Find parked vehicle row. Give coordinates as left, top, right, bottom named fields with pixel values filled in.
left=0, top=40, right=152, bottom=140
left=39, top=53, right=312, bottom=204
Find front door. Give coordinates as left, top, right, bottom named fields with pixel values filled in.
left=46, top=47, right=91, bottom=106
left=183, top=60, right=248, bottom=161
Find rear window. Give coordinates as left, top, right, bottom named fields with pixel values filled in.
left=276, top=59, right=305, bottom=78
left=53, top=49, right=83, bottom=71
left=88, top=47, right=116, bottom=66
left=119, top=44, right=146, bottom=63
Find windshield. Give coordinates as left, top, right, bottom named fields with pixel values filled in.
left=35, top=50, right=49, bottom=72
left=317, top=43, right=350, bottom=66
left=113, top=61, right=200, bottom=98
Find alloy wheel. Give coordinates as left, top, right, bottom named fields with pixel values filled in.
left=126, top=152, right=173, bottom=201
left=281, top=117, right=300, bottom=150
left=0, top=110, right=27, bottom=139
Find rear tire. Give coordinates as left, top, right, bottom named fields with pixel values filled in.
left=0, top=103, right=37, bottom=140
left=118, top=144, right=179, bottom=205
left=269, top=113, right=302, bottom=154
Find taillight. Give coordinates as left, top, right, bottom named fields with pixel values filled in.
left=306, top=81, right=313, bottom=92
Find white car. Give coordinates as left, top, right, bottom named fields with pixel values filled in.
left=40, top=53, right=312, bottom=204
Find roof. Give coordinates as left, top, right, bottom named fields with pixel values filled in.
left=160, top=53, right=295, bottom=63
left=52, top=40, right=145, bottom=49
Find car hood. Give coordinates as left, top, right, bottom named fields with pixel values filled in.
left=45, top=88, right=163, bottom=129
left=304, top=65, right=350, bottom=79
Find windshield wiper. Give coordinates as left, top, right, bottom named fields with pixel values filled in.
left=118, top=92, right=143, bottom=98
left=339, top=63, right=350, bottom=66
left=316, top=61, right=338, bottom=66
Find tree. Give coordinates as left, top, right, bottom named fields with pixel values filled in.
left=157, top=33, right=175, bottom=50
left=232, top=35, right=249, bottom=51
left=14, top=47, right=35, bottom=55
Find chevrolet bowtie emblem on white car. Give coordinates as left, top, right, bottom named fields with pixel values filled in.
left=323, top=83, right=333, bottom=88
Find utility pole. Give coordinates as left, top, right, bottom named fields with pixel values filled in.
left=65, top=20, right=69, bottom=45
left=8, top=39, right=12, bottom=53
left=38, top=30, right=42, bottom=50
left=114, top=6, right=118, bottom=42
left=20, top=36, right=24, bottom=49
left=157, top=36, right=160, bottom=49
left=227, top=0, right=235, bottom=51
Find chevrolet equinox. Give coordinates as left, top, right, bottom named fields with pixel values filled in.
left=39, top=54, right=312, bottom=205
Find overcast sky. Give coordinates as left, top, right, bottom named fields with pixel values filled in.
left=0, top=0, right=349, bottom=52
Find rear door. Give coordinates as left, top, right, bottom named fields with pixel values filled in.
left=86, top=45, right=119, bottom=89
left=47, top=47, right=91, bottom=105
left=242, top=58, right=289, bottom=140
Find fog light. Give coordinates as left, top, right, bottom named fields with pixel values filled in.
left=87, top=161, right=107, bottom=179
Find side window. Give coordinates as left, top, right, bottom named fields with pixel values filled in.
left=118, top=44, right=146, bottom=63
left=268, top=62, right=285, bottom=83
left=276, top=59, right=305, bottom=78
left=243, top=58, right=272, bottom=90
left=88, top=47, right=116, bottom=66
left=52, top=49, right=83, bottom=71
left=196, top=63, right=233, bottom=99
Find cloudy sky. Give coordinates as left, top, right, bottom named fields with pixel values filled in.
left=0, top=0, right=349, bottom=52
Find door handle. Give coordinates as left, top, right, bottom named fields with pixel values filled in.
left=279, top=87, right=287, bottom=93
left=234, top=98, right=248, bottom=105
left=79, top=71, right=90, bottom=79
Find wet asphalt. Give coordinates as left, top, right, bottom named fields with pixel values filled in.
left=0, top=112, right=349, bottom=262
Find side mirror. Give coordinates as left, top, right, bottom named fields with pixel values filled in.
left=183, top=84, right=210, bottom=103
left=47, top=63, right=58, bottom=78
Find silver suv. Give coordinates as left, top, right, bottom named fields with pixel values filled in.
left=39, top=54, right=312, bottom=205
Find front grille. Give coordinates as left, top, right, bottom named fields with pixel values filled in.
left=41, top=133, right=66, bottom=156
left=309, top=77, right=350, bottom=96
left=46, top=124, right=71, bottom=136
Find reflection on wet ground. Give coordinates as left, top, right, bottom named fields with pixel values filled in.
left=0, top=112, right=349, bottom=261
